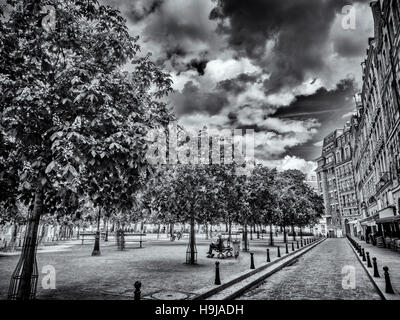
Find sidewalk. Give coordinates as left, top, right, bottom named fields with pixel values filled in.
left=348, top=236, right=400, bottom=300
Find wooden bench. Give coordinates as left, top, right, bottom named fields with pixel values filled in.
left=394, top=239, right=400, bottom=252
left=122, top=233, right=147, bottom=248
left=216, top=246, right=234, bottom=259
left=220, top=232, right=241, bottom=242
left=80, top=232, right=107, bottom=244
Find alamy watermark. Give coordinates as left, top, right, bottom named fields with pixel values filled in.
left=145, top=122, right=255, bottom=176
left=41, top=5, right=56, bottom=32
left=342, top=265, right=356, bottom=289
left=341, top=5, right=356, bottom=30
left=41, top=265, right=56, bottom=290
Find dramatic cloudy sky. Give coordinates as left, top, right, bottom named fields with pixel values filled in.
left=102, top=0, right=374, bottom=176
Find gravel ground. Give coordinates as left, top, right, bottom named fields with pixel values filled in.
left=0, top=235, right=300, bottom=300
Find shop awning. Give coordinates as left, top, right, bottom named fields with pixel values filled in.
left=359, top=213, right=379, bottom=226
left=376, top=215, right=400, bottom=224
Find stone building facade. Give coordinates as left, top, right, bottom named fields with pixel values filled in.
left=317, top=0, right=400, bottom=239
left=316, top=121, right=361, bottom=237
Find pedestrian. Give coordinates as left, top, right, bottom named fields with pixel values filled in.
left=207, top=233, right=224, bottom=258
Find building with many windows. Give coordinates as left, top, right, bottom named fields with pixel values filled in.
left=317, top=0, right=400, bottom=241
left=316, top=120, right=361, bottom=237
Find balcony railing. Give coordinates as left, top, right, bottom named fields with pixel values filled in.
left=375, top=172, right=391, bottom=194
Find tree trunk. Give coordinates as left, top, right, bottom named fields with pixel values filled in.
left=8, top=223, right=19, bottom=252
left=283, top=225, right=287, bottom=243
left=92, top=208, right=101, bottom=256
left=243, top=222, right=249, bottom=252
left=292, top=225, right=296, bottom=241
left=300, top=227, right=303, bottom=239
left=228, top=219, right=232, bottom=243
left=10, top=189, right=43, bottom=300
left=38, top=224, right=47, bottom=245
left=104, top=219, right=109, bottom=242
left=157, top=223, right=160, bottom=240
left=187, top=216, right=197, bottom=264
left=205, top=223, right=209, bottom=240
left=250, top=224, right=253, bottom=240
left=269, top=223, right=274, bottom=246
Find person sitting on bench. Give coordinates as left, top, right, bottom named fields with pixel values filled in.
left=207, top=234, right=224, bottom=258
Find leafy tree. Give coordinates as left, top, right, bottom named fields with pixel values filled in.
left=0, top=0, right=172, bottom=299
left=144, top=165, right=220, bottom=264
left=247, top=165, right=279, bottom=245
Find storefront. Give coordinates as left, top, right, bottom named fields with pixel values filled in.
left=376, top=215, right=400, bottom=238
left=359, top=213, right=379, bottom=242
left=375, top=206, right=400, bottom=238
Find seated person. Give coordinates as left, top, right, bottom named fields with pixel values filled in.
left=207, top=234, right=224, bottom=258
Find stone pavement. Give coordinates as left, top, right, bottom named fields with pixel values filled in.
left=0, top=235, right=313, bottom=300
left=349, top=236, right=400, bottom=299
left=238, top=238, right=381, bottom=300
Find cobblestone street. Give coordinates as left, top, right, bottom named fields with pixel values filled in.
left=238, top=238, right=382, bottom=300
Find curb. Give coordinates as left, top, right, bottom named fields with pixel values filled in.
left=346, top=237, right=400, bottom=300
left=192, top=237, right=326, bottom=300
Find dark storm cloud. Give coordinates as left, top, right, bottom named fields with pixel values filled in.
left=103, top=0, right=163, bottom=23
left=217, top=73, right=260, bottom=94
left=186, top=58, right=209, bottom=75
left=168, top=81, right=229, bottom=116
left=209, top=0, right=364, bottom=93
left=128, top=0, right=163, bottom=22
left=273, top=78, right=358, bottom=160
left=333, top=34, right=369, bottom=57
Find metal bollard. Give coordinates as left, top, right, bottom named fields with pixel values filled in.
left=250, top=252, right=255, bottom=269
left=134, top=281, right=141, bottom=300
left=366, top=252, right=372, bottom=268
left=285, top=243, right=289, bottom=254
left=383, top=266, right=394, bottom=294
left=292, top=242, right=295, bottom=251
left=362, top=248, right=366, bottom=261
left=297, top=241, right=299, bottom=249
left=277, top=246, right=281, bottom=257
left=372, top=257, right=380, bottom=278
left=215, top=261, right=221, bottom=285
left=359, top=246, right=363, bottom=257
left=266, top=249, right=270, bottom=262
left=301, top=239, right=303, bottom=247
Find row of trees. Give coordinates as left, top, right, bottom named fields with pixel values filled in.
left=0, top=0, right=173, bottom=299
left=141, top=165, right=324, bottom=264
left=0, top=0, right=324, bottom=299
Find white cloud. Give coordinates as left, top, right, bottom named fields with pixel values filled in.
left=205, top=58, right=261, bottom=83
left=259, top=156, right=317, bottom=177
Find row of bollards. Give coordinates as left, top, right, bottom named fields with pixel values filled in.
left=213, top=237, right=318, bottom=286
left=347, top=235, right=395, bottom=294
left=135, top=237, right=321, bottom=296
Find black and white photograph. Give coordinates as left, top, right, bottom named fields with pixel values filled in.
left=0, top=0, right=400, bottom=310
